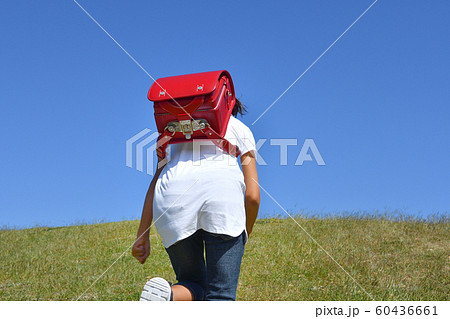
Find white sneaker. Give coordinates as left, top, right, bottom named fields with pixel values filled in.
left=140, top=277, right=172, bottom=301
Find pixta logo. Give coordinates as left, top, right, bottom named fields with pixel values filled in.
left=126, top=129, right=325, bottom=175
left=255, top=138, right=325, bottom=166
left=126, top=129, right=160, bottom=175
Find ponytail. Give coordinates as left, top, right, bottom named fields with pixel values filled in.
left=232, top=98, right=247, bottom=117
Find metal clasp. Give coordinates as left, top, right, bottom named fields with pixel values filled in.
left=179, top=120, right=193, bottom=139
left=165, top=119, right=208, bottom=140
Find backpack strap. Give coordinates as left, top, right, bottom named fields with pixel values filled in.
left=159, top=96, right=205, bottom=121
left=202, top=125, right=241, bottom=157
left=156, top=130, right=173, bottom=160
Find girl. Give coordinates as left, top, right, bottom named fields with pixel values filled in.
left=132, top=98, right=260, bottom=301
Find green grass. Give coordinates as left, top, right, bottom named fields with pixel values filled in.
left=0, top=216, right=448, bottom=300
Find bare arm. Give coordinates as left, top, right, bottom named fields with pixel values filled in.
left=132, top=164, right=164, bottom=264
left=241, top=151, right=260, bottom=236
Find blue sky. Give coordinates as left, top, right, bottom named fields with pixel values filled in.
left=1, top=0, right=449, bottom=228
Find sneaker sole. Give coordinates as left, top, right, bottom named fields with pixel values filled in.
left=140, top=277, right=171, bottom=301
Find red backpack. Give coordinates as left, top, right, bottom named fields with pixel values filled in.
left=148, top=70, right=241, bottom=160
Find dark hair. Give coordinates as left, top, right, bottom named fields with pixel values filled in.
left=232, top=98, right=247, bottom=117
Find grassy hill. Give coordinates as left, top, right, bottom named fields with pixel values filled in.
left=0, top=216, right=448, bottom=301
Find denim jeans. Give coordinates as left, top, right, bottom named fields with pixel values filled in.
left=165, top=229, right=246, bottom=301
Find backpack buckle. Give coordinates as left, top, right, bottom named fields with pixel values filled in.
left=179, top=120, right=193, bottom=139
left=165, top=119, right=209, bottom=140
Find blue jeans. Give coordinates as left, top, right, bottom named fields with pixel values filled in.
left=165, top=229, right=246, bottom=301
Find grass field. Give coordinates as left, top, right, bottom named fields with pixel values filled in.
left=0, top=216, right=448, bottom=301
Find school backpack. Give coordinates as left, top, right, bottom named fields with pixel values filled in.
left=148, top=70, right=240, bottom=160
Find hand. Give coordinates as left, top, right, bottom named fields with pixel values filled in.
left=132, top=236, right=150, bottom=264
left=247, top=227, right=253, bottom=238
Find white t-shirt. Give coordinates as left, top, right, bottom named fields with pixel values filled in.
left=153, top=116, right=256, bottom=248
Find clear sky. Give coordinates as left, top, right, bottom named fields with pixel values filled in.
left=1, top=0, right=449, bottom=228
